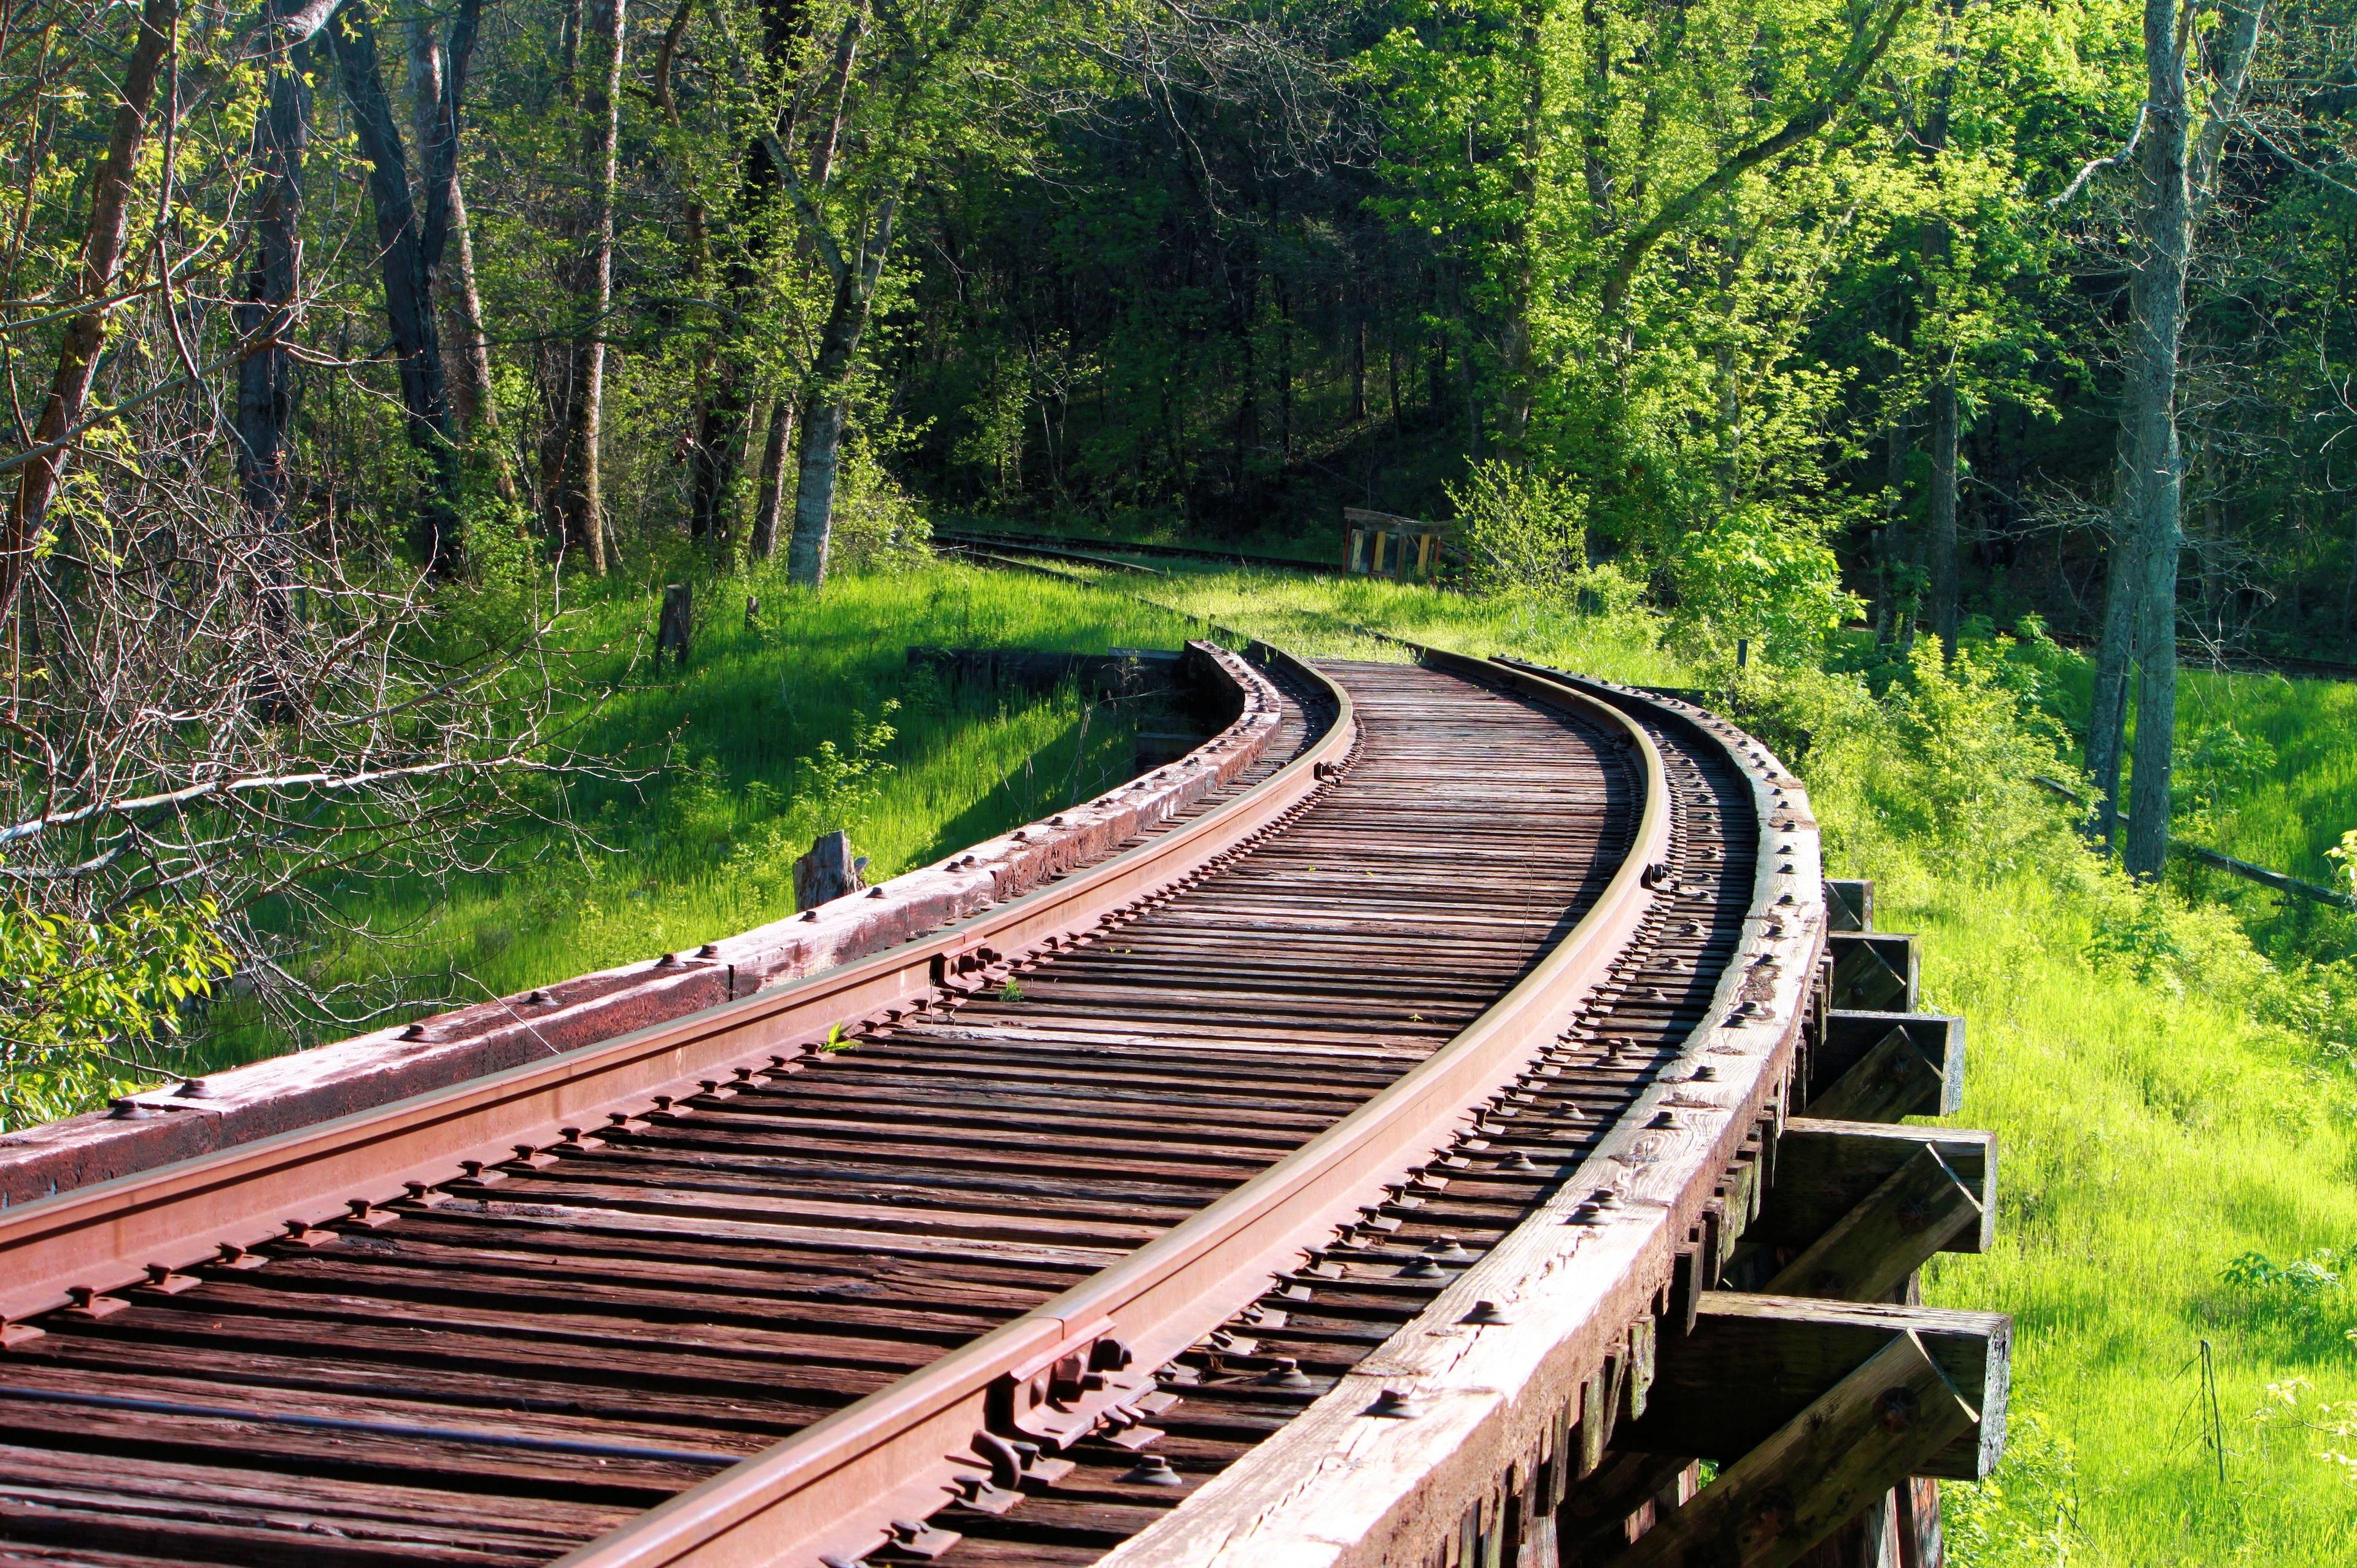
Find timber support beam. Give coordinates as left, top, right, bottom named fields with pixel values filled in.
left=1607, top=1324, right=1987, bottom=1568
left=1809, top=1011, right=1964, bottom=1121
left=1824, top=878, right=1873, bottom=933
left=1827, top=933, right=1917, bottom=1011
left=1727, top=1119, right=1995, bottom=1301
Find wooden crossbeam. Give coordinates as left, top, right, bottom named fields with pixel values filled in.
left=1811, top=1029, right=1944, bottom=1124
left=1748, top=1119, right=1994, bottom=1257
left=1828, top=934, right=1916, bottom=1011
left=1762, top=1145, right=1984, bottom=1303
left=1609, top=1332, right=1979, bottom=1568
left=1815, top=1011, right=1963, bottom=1115
left=1617, top=1294, right=2008, bottom=1483
left=1810, top=1012, right=1963, bottom=1120
left=1823, top=879, right=1873, bottom=933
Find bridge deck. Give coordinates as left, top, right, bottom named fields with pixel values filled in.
left=0, top=661, right=1643, bottom=1568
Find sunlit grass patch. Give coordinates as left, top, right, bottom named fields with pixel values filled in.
left=193, top=562, right=1196, bottom=1071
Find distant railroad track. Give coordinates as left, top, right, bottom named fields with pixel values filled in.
left=0, top=633, right=2005, bottom=1567
left=933, top=528, right=1341, bottom=578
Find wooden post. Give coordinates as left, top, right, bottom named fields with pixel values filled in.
left=1609, top=1332, right=1981, bottom=1568
left=657, top=582, right=692, bottom=666
left=792, top=829, right=867, bottom=910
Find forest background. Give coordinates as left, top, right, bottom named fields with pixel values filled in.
left=10, top=0, right=2357, bottom=1559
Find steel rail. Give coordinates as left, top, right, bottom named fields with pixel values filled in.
left=0, top=646, right=1354, bottom=1332
left=549, top=663, right=1673, bottom=1568
left=1072, top=655, right=1827, bottom=1568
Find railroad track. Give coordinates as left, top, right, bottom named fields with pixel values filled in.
left=0, top=640, right=2005, bottom=1568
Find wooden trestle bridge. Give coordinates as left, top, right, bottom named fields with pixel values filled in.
left=0, top=636, right=2002, bottom=1568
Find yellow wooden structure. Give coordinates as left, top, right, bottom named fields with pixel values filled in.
left=1344, top=507, right=1457, bottom=581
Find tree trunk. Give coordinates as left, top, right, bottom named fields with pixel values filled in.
left=1927, top=364, right=1960, bottom=652
left=1, top=0, right=178, bottom=629
left=1275, top=274, right=1295, bottom=460
left=404, top=12, right=501, bottom=454
left=690, top=374, right=751, bottom=543
left=2086, top=516, right=2142, bottom=848
left=331, top=0, right=462, bottom=573
left=788, top=197, right=899, bottom=589
left=1919, top=27, right=1960, bottom=654
left=749, top=400, right=792, bottom=561
left=1498, top=0, right=1548, bottom=464
left=1350, top=280, right=1368, bottom=422
left=551, top=0, right=626, bottom=576
left=236, top=36, right=311, bottom=534
left=2116, top=0, right=2196, bottom=879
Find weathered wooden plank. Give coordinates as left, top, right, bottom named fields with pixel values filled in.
left=1610, top=1331, right=1977, bottom=1568
left=1749, top=1120, right=1994, bottom=1256
left=1808, top=1030, right=1945, bottom=1124
left=1760, top=1146, right=1983, bottom=1304
left=1822, top=880, right=1873, bottom=934
left=1814, top=1012, right=1963, bottom=1118
left=1827, top=936, right=1915, bottom=1013
left=1617, top=1294, right=2008, bottom=1482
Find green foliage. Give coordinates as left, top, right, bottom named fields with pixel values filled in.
left=1939, top=1408, right=2081, bottom=1568
left=719, top=702, right=902, bottom=903
left=829, top=442, right=937, bottom=575
left=1447, top=461, right=1587, bottom=601
left=1670, top=507, right=1862, bottom=661
left=2221, top=1249, right=2357, bottom=1323
left=0, top=897, right=234, bottom=1130
left=1727, top=637, right=2082, bottom=882
left=2175, top=723, right=2279, bottom=822
left=188, top=562, right=1185, bottom=1070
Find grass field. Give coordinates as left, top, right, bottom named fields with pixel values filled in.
left=172, top=555, right=2357, bottom=1563
left=192, top=563, right=1199, bottom=1073
left=2170, top=667, right=2357, bottom=884
left=2038, top=658, right=2357, bottom=890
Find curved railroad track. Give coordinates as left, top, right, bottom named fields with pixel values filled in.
left=0, top=638, right=2005, bottom=1568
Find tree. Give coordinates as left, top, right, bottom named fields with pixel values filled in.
left=2065, top=0, right=2266, bottom=875
left=0, top=0, right=180, bottom=630
left=548, top=0, right=627, bottom=575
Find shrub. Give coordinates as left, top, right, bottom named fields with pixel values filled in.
left=0, top=896, right=234, bottom=1130
left=1669, top=502, right=1860, bottom=660
left=1447, top=460, right=1587, bottom=601
left=830, top=444, right=934, bottom=573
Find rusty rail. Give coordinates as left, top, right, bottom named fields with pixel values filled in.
left=0, top=646, right=1349, bottom=1332
left=551, top=663, right=1671, bottom=1568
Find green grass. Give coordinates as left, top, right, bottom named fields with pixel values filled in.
left=2038, top=657, right=2357, bottom=890
left=193, top=562, right=1198, bottom=1073
left=1854, top=821, right=2357, bottom=1567
left=2171, top=668, right=2357, bottom=887
left=1050, top=561, right=1701, bottom=686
